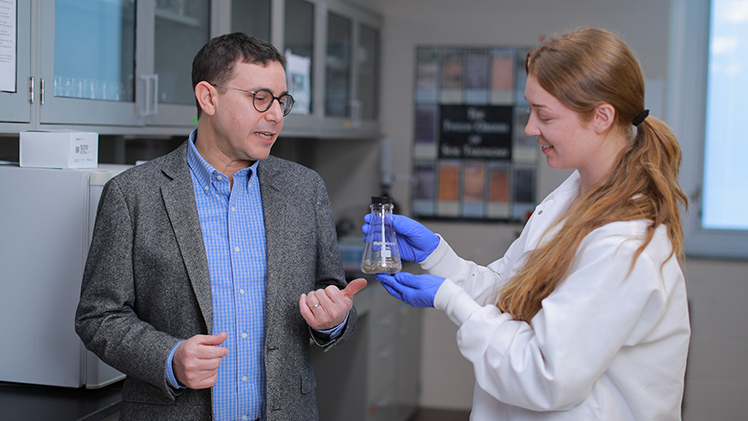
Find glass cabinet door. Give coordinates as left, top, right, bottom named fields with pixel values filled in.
left=324, top=10, right=351, bottom=118
left=321, top=0, right=381, bottom=137
left=40, top=0, right=141, bottom=126
left=153, top=0, right=211, bottom=107
left=147, top=0, right=211, bottom=127
left=53, top=1, right=135, bottom=103
left=231, top=0, right=271, bottom=41
left=357, top=23, right=379, bottom=121
left=284, top=0, right=315, bottom=117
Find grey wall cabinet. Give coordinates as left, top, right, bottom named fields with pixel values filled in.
left=0, top=0, right=218, bottom=135
left=1, top=0, right=381, bottom=139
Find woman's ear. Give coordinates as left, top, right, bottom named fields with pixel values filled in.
left=593, top=103, right=616, bottom=133
left=195, top=81, right=218, bottom=116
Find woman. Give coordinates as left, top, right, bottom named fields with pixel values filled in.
left=368, top=27, right=690, bottom=420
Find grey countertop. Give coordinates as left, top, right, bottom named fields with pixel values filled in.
left=0, top=380, right=122, bottom=421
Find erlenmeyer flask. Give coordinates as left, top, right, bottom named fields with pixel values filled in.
left=361, top=196, right=402, bottom=274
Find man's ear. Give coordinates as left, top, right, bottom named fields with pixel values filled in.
left=195, top=81, right=218, bottom=116
left=593, top=103, right=616, bottom=133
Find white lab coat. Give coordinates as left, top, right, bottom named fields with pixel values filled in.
left=425, top=171, right=690, bottom=420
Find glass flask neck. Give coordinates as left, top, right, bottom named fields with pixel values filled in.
left=370, top=202, right=394, bottom=213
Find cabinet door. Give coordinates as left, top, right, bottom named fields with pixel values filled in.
left=280, top=0, right=319, bottom=136
left=356, top=23, right=379, bottom=122
left=324, top=9, right=351, bottom=118
left=0, top=0, right=32, bottom=125
left=144, top=0, right=212, bottom=128
left=38, top=0, right=142, bottom=127
left=349, top=11, right=381, bottom=138
left=320, top=0, right=381, bottom=138
left=231, top=0, right=271, bottom=41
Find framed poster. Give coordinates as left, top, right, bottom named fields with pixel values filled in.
left=412, top=45, right=537, bottom=222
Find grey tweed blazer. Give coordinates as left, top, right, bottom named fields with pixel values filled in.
left=75, top=141, right=356, bottom=420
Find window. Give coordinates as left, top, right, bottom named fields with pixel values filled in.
left=668, top=0, right=748, bottom=259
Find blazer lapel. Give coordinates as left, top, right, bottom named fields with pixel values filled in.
left=160, top=145, right=214, bottom=333
left=258, top=158, right=290, bottom=317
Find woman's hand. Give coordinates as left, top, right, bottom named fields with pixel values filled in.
left=363, top=214, right=439, bottom=262
left=376, top=272, right=445, bottom=308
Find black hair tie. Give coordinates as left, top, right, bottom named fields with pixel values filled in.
left=633, top=109, right=649, bottom=126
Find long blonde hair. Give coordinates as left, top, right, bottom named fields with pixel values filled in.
left=497, top=28, right=688, bottom=322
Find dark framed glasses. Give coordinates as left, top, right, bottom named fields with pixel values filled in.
left=211, top=84, right=295, bottom=116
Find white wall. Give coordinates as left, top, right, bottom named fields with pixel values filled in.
left=326, top=0, right=748, bottom=418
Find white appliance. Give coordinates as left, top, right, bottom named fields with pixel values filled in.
left=0, top=163, right=131, bottom=388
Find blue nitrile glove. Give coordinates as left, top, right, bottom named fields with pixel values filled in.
left=363, top=214, right=439, bottom=263
left=375, top=272, right=445, bottom=308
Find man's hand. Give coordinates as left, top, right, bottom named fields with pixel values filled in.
left=173, top=332, right=229, bottom=389
left=299, top=278, right=368, bottom=330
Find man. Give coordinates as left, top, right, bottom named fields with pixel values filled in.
left=75, top=33, right=366, bottom=420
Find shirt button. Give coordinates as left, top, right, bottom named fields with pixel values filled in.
left=242, top=376, right=248, bottom=382
left=235, top=246, right=240, bottom=252
left=203, top=185, right=209, bottom=191
left=216, top=175, right=223, bottom=181
left=242, top=416, right=248, bottom=421
left=231, top=206, right=236, bottom=212
left=239, top=289, right=245, bottom=295
left=537, top=210, right=543, bottom=215
left=241, top=332, right=248, bottom=338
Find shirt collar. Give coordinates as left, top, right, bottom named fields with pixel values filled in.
left=187, top=129, right=259, bottom=193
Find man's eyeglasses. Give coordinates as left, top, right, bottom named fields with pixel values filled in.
left=211, top=84, right=295, bottom=116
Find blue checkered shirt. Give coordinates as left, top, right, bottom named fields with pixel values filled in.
left=188, top=133, right=266, bottom=421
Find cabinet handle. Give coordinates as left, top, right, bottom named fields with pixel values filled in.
left=152, top=75, right=159, bottom=115
left=28, top=76, right=34, bottom=104
left=39, top=78, right=45, bottom=105
left=350, top=99, right=362, bottom=127
left=139, top=74, right=159, bottom=116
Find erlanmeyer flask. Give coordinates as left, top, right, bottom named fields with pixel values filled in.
left=361, top=196, right=402, bottom=274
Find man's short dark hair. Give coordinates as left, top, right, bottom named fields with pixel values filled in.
left=192, top=33, right=286, bottom=117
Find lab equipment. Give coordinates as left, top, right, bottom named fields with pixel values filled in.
left=0, top=163, right=130, bottom=388
left=361, top=196, right=402, bottom=274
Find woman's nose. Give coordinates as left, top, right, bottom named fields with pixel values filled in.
left=524, top=119, right=539, bottom=137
